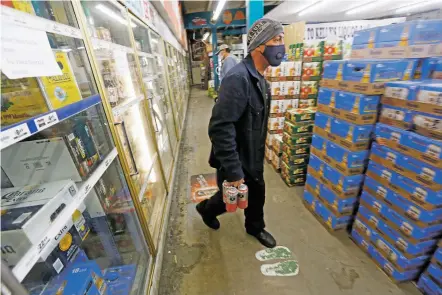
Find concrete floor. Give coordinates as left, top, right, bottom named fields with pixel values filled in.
left=158, top=87, right=422, bottom=295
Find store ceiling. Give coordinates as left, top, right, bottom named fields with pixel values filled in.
left=265, top=0, right=442, bottom=22
left=183, top=0, right=282, bottom=14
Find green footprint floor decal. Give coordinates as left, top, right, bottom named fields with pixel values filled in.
left=255, top=246, right=292, bottom=261
left=260, top=260, right=300, bottom=276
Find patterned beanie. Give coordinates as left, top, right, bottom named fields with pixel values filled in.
left=247, top=18, right=283, bottom=52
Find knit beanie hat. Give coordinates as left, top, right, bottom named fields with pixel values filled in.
left=247, top=18, right=283, bottom=52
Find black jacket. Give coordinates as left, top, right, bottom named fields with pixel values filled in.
left=209, top=55, right=271, bottom=182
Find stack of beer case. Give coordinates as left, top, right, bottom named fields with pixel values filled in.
left=303, top=28, right=427, bottom=233
left=280, top=107, right=316, bottom=186
left=349, top=19, right=442, bottom=284
left=417, top=240, right=442, bottom=295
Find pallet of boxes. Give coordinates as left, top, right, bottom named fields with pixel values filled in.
left=418, top=241, right=442, bottom=294
left=345, top=20, right=442, bottom=286
left=265, top=59, right=303, bottom=173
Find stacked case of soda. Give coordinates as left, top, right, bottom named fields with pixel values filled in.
left=349, top=20, right=442, bottom=284
left=280, top=108, right=316, bottom=186
left=417, top=240, right=442, bottom=295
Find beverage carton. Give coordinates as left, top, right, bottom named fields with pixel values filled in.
left=302, top=40, right=324, bottom=62
left=300, top=81, right=319, bottom=99
left=280, top=151, right=309, bottom=166
left=353, top=27, right=378, bottom=46
left=283, top=121, right=313, bottom=135
left=325, top=140, right=369, bottom=169
left=418, top=273, right=442, bottom=295
left=285, top=107, right=316, bottom=122
left=379, top=105, right=414, bottom=129
left=63, top=261, right=107, bottom=295
left=344, top=59, right=418, bottom=83
left=270, top=82, right=281, bottom=96
left=419, top=57, right=442, bottom=80
left=310, top=193, right=353, bottom=229
left=301, top=62, right=323, bottom=81
left=322, top=60, right=346, bottom=80
left=330, top=118, right=374, bottom=143
left=282, top=143, right=310, bottom=156
left=280, top=160, right=307, bottom=176
left=412, top=111, right=442, bottom=140
left=293, top=61, right=303, bottom=77
left=377, top=20, right=442, bottom=45
left=282, top=132, right=312, bottom=146
left=416, top=82, right=442, bottom=106
left=335, top=91, right=380, bottom=114
left=323, top=40, right=343, bottom=60
left=384, top=81, right=421, bottom=100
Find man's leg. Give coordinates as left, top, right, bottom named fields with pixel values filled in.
left=196, top=169, right=226, bottom=229
left=244, top=177, right=266, bottom=235
left=244, top=175, right=276, bottom=248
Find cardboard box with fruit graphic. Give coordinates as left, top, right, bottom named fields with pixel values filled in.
left=300, top=81, right=319, bottom=99
left=302, top=62, right=323, bottom=81
left=323, top=40, right=343, bottom=60
left=303, top=41, right=324, bottom=62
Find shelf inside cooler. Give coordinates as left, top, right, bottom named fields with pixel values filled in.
left=12, top=148, right=118, bottom=282
left=0, top=94, right=101, bottom=150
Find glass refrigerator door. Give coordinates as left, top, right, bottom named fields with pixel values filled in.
left=0, top=2, right=150, bottom=294
left=79, top=0, right=159, bottom=194
left=166, top=44, right=181, bottom=132
left=129, top=17, right=174, bottom=184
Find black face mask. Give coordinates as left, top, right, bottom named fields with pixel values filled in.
left=263, top=44, right=285, bottom=67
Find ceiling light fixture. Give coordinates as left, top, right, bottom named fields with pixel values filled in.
left=346, top=0, right=380, bottom=15
left=203, top=32, right=211, bottom=41
left=96, top=4, right=136, bottom=28
left=298, top=0, right=324, bottom=16
left=212, top=0, right=227, bottom=21
left=395, top=0, right=440, bottom=14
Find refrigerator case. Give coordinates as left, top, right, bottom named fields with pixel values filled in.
left=1, top=1, right=152, bottom=294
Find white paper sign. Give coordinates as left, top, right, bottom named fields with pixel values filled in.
left=1, top=23, right=62, bottom=79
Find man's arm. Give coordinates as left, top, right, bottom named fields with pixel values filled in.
left=209, top=73, right=248, bottom=182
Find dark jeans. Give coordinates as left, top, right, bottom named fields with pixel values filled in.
left=199, top=169, right=266, bottom=235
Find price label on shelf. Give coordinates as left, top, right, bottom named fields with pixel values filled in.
left=34, top=112, right=59, bottom=132
left=2, top=6, right=82, bottom=39
left=0, top=123, right=31, bottom=150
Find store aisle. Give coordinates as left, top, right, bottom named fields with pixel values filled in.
left=158, top=87, right=420, bottom=295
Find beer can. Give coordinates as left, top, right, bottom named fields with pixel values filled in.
left=225, top=187, right=238, bottom=212
left=237, top=184, right=249, bottom=209
left=222, top=181, right=230, bottom=203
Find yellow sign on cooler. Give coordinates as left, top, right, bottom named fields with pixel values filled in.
left=40, top=52, right=82, bottom=109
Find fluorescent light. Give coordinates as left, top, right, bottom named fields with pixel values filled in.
left=346, top=0, right=380, bottom=15
left=298, top=0, right=323, bottom=16
left=96, top=4, right=136, bottom=28
left=212, top=0, right=227, bottom=21
left=203, top=32, right=210, bottom=41
left=395, top=0, right=440, bottom=14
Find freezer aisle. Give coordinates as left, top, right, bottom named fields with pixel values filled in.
left=158, top=87, right=422, bottom=295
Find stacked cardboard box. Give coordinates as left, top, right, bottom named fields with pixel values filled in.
left=304, top=54, right=420, bottom=233
left=348, top=20, right=442, bottom=283
left=280, top=108, right=315, bottom=186
left=417, top=241, right=442, bottom=295
left=351, top=20, right=442, bottom=60
left=351, top=81, right=442, bottom=283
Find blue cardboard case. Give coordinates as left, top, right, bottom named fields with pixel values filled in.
left=357, top=204, right=438, bottom=257
left=368, top=243, right=422, bottom=282
left=351, top=226, right=373, bottom=253
left=317, top=88, right=335, bottom=106
left=331, top=117, right=374, bottom=143
left=419, top=57, right=442, bottom=80
left=416, top=82, right=442, bottom=105
left=360, top=191, right=442, bottom=240
left=418, top=272, right=442, bottom=295
left=377, top=20, right=442, bottom=45
left=379, top=105, right=414, bottom=127
left=384, top=81, right=421, bottom=101
left=322, top=60, right=346, bottom=80
left=370, top=142, right=442, bottom=190
left=367, top=161, right=442, bottom=209
left=314, top=112, right=332, bottom=130
left=353, top=28, right=379, bottom=46
left=343, top=59, right=418, bottom=83
left=309, top=154, right=364, bottom=194
left=326, top=140, right=369, bottom=169
left=336, top=91, right=380, bottom=114
left=104, top=264, right=137, bottom=295
left=364, top=176, right=442, bottom=225
left=434, top=246, right=442, bottom=263
left=305, top=173, right=357, bottom=214
left=312, top=134, right=369, bottom=169
left=63, top=261, right=107, bottom=295
left=375, top=123, right=442, bottom=164
left=427, top=263, right=442, bottom=286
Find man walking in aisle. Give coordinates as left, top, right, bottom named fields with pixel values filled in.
left=216, top=44, right=238, bottom=83
left=197, top=18, right=285, bottom=248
